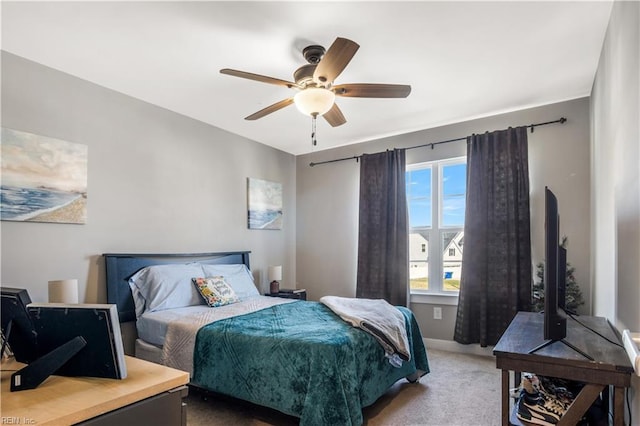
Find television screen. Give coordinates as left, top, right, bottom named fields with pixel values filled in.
left=543, top=187, right=566, bottom=341
left=530, top=190, right=591, bottom=359
left=558, top=245, right=567, bottom=312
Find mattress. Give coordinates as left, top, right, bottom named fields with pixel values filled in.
left=135, top=338, right=163, bottom=364
left=136, top=295, right=296, bottom=373
left=137, top=305, right=213, bottom=346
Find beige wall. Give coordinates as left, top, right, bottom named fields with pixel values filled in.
left=297, top=97, right=592, bottom=340
left=1, top=52, right=297, bottom=307
left=590, top=1, right=640, bottom=422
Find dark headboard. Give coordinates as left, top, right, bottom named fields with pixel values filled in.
left=103, top=251, right=251, bottom=323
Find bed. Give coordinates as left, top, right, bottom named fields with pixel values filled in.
left=104, top=251, right=430, bottom=426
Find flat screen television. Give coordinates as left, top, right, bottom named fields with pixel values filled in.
left=0, top=287, right=127, bottom=391
left=558, top=245, right=567, bottom=313
left=543, top=187, right=567, bottom=341
left=529, top=188, right=592, bottom=359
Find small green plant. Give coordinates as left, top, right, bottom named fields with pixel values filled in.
left=532, top=237, right=584, bottom=314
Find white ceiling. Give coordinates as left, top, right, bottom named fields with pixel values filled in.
left=1, top=1, right=613, bottom=155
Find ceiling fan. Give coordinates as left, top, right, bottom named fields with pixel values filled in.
left=220, top=37, right=411, bottom=128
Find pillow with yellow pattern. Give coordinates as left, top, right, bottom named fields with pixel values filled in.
left=192, top=276, right=239, bottom=307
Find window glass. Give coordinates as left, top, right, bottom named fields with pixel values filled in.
left=406, top=167, right=432, bottom=228
left=409, top=232, right=429, bottom=290
left=441, top=163, right=466, bottom=227
left=407, top=159, right=466, bottom=294
left=442, top=230, right=463, bottom=292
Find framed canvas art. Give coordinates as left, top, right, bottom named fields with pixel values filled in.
left=1, top=128, right=88, bottom=224
left=247, top=178, right=282, bottom=230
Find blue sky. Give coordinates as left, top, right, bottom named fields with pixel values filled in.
left=406, top=163, right=466, bottom=228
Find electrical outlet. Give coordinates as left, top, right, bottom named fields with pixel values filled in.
left=433, top=307, right=442, bottom=320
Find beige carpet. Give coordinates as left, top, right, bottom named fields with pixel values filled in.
left=185, top=348, right=502, bottom=426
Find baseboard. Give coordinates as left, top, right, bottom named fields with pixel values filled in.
left=423, top=338, right=495, bottom=357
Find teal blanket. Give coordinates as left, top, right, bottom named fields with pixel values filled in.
left=192, top=301, right=429, bottom=426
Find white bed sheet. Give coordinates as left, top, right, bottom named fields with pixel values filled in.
left=137, top=305, right=212, bottom=346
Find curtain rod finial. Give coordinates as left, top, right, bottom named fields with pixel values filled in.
left=560, top=117, right=567, bottom=124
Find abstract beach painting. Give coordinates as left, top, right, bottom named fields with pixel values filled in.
left=1, top=128, right=88, bottom=224
left=247, top=178, right=282, bottom=230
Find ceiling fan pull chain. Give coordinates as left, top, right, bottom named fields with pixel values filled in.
left=311, top=113, right=318, bottom=146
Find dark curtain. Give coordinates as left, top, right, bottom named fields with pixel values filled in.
left=454, top=127, right=532, bottom=346
left=356, top=149, right=408, bottom=306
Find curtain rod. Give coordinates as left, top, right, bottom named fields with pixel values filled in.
left=308, top=117, right=567, bottom=167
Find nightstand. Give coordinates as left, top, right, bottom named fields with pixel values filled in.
left=265, top=289, right=307, bottom=301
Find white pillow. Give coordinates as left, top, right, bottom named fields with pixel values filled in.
left=199, top=263, right=260, bottom=299
left=128, top=263, right=205, bottom=314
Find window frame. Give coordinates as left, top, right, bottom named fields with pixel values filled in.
left=407, top=156, right=466, bottom=301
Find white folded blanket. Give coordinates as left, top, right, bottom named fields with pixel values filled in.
left=320, top=296, right=410, bottom=365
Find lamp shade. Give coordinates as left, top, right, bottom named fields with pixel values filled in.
left=268, top=266, right=282, bottom=282
left=294, top=88, right=335, bottom=116
left=48, top=279, right=79, bottom=303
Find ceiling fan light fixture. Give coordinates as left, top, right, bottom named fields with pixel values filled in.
left=294, top=88, right=335, bottom=116
left=222, top=37, right=409, bottom=128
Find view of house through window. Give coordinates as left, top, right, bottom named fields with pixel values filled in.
left=406, top=158, right=466, bottom=294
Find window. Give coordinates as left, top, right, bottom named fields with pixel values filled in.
left=406, top=158, right=466, bottom=294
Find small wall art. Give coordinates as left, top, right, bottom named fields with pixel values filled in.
left=247, top=178, right=282, bottom=230
left=1, top=128, right=88, bottom=224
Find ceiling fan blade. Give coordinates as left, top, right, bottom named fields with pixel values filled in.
left=244, top=98, right=294, bottom=120
left=323, top=103, right=347, bottom=127
left=333, top=83, right=411, bottom=98
left=313, top=38, right=360, bottom=85
left=221, top=68, right=299, bottom=89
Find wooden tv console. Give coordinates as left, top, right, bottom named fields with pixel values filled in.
left=1, top=355, right=189, bottom=425
left=494, top=311, right=633, bottom=426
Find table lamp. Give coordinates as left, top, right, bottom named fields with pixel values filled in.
left=268, top=266, right=282, bottom=294
left=48, top=279, right=79, bottom=303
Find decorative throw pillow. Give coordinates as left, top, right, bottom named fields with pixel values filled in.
left=192, top=276, right=239, bottom=307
